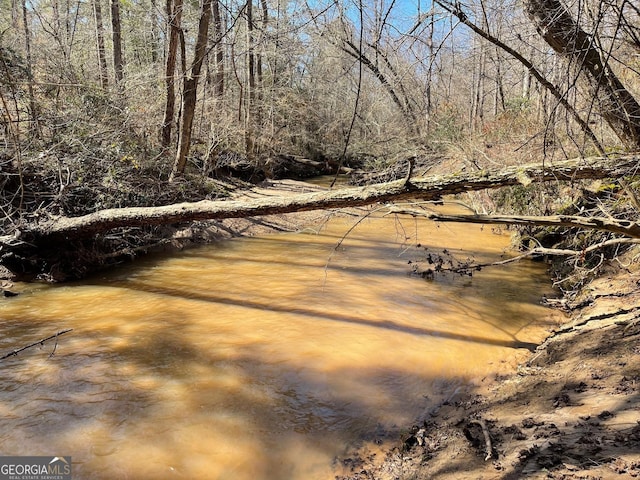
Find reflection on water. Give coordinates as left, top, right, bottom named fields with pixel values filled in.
left=0, top=208, right=560, bottom=479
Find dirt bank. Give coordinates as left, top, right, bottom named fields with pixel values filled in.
left=334, top=251, right=640, bottom=479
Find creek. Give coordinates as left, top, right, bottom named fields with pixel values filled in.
left=0, top=204, right=559, bottom=479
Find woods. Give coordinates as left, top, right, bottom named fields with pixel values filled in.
left=0, top=0, right=639, bottom=279
left=2, top=0, right=638, bottom=160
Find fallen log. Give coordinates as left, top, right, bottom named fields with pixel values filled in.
left=2, top=154, right=638, bottom=244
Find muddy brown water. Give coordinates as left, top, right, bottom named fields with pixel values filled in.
left=0, top=207, right=558, bottom=479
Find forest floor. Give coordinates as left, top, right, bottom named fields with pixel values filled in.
left=333, top=250, right=640, bottom=479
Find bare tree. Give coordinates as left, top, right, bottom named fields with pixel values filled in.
left=93, top=0, right=109, bottom=89
left=161, top=0, right=183, bottom=148
left=21, top=0, right=39, bottom=136
left=150, top=0, right=161, bottom=64
left=169, top=0, right=213, bottom=180
left=245, top=0, right=256, bottom=159
left=111, top=0, right=124, bottom=84
left=211, top=0, right=225, bottom=98
left=525, top=0, right=640, bottom=149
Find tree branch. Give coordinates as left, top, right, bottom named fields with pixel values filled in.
left=0, top=329, right=73, bottom=361
left=410, top=238, right=639, bottom=277
left=388, top=209, right=640, bottom=238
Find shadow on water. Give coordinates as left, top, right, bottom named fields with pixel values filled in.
left=0, top=315, right=466, bottom=479
left=0, top=214, right=558, bottom=479
left=116, top=281, right=539, bottom=352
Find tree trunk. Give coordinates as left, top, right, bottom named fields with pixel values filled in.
left=435, top=0, right=605, bottom=155
left=7, top=154, right=638, bottom=241
left=255, top=0, right=268, bottom=124
left=21, top=0, right=39, bottom=137
left=150, top=0, right=160, bottom=64
left=522, top=65, right=531, bottom=100
left=492, top=49, right=505, bottom=116
left=257, top=0, right=267, bottom=88
left=212, top=0, right=224, bottom=98
left=470, top=42, right=486, bottom=131
left=525, top=0, right=640, bottom=149
left=425, top=11, right=434, bottom=130
left=93, top=0, right=109, bottom=89
left=245, top=0, right=256, bottom=159
left=110, top=0, right=124, bottom=84
left=161, top=0, right=183, bottom=148
left=169, top=0, right=213, bottom=180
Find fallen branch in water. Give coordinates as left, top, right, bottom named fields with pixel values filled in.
left=0, top=329, right=73, bottom=361
left=466, top=238, right=638, bottom=269
left=406, top=227, right=640, bottom=278
left=387, top=208, right=640, bottom=239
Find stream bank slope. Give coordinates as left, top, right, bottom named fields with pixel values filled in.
left=334, top=249, right=640, bottom=479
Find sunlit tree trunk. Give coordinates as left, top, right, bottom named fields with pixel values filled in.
left=161, top=0, right=183, bottom=148
left=522, top=65, right=531, bottom=100
left=110, top=0, right=124, bottom=84
left=469, top=31, right=487, bottom=132
left=170, top=0, right=213, bottom=180
left=93, top=0, right=109, bottom=89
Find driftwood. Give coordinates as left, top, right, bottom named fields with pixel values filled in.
left=1, top=155, right=637, bottom=245
left=463, top=418, right=495, bottom=461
